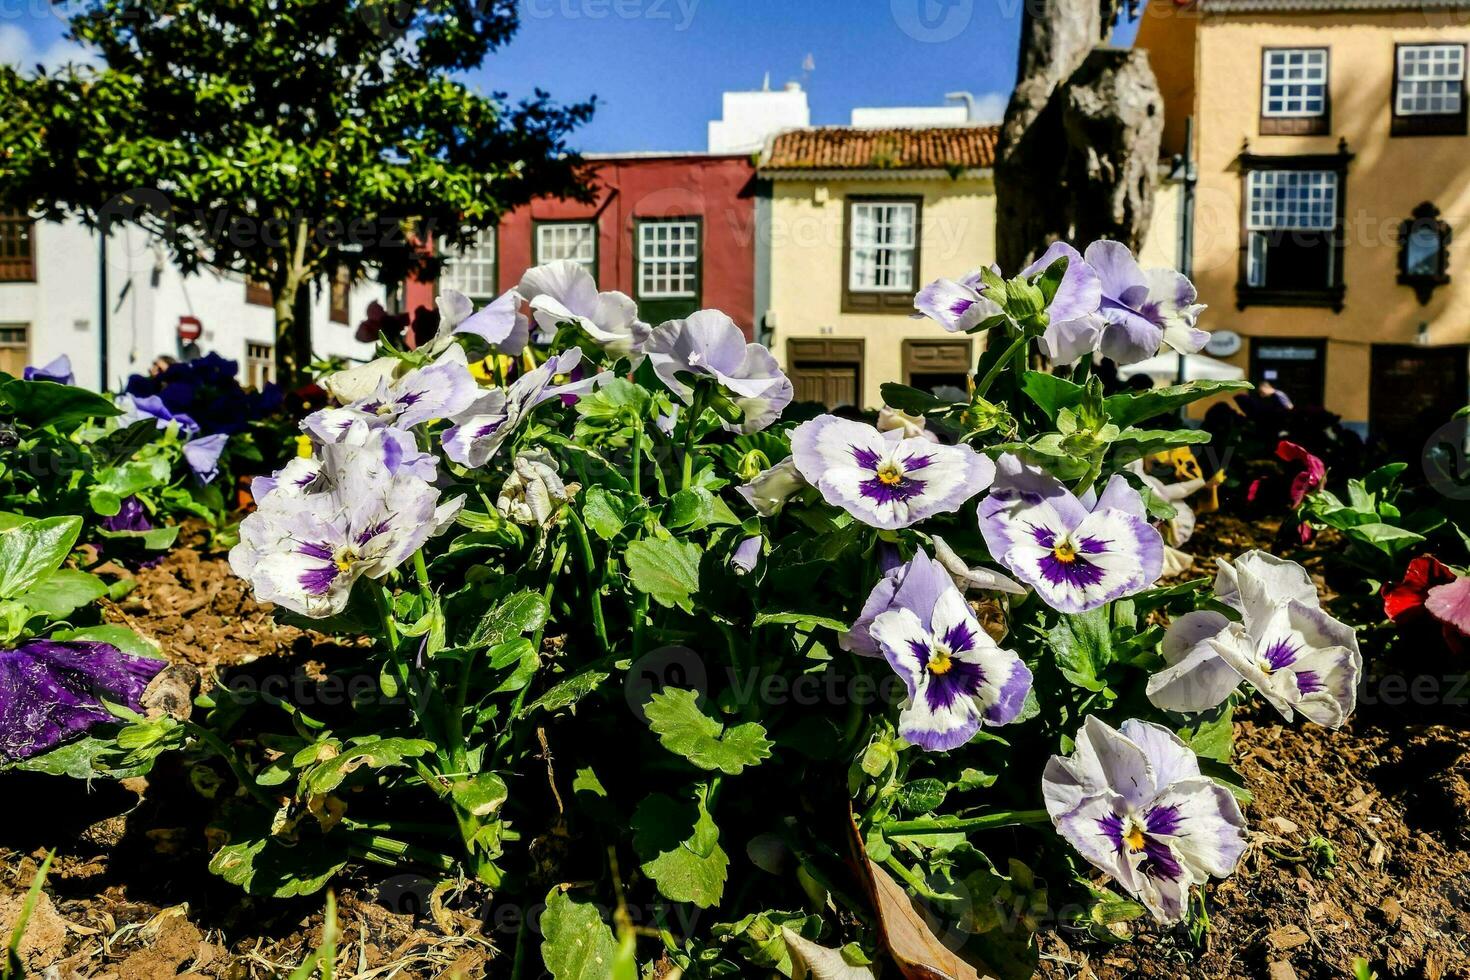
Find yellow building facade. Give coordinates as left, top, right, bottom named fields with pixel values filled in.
left=1137, top=0, right=1470, bottom=439
left=757, top=125, right=1182, bottom=409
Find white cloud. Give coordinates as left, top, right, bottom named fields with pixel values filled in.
left=971, top=91, right=1009, bottom=124
left=0, top=24, right=98, bottom=73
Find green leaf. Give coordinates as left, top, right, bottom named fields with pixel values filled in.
left=665, top=487, right=730, bottom=531
left=0, top=516, right=81, bottom=599
left=1045, top=608, right=1114, bottom=692
left=94, top=523, right=180, bottom=551
left=302, top=737, right=435, bottom=795
left=449, top=772, right=508, bottom=818
left=50, top=625, right=161, bottom=659
left=4, top=731, right=152, bottom=779
left=582, top=487, right=630, bottom=541
left=896, top=777, right=948, bottom=814
left=467, top=589, right=549, bottom=649
left=1108, top=427, right=1212, bottom=466
left=21, top=569, right=108, bottom=619
left=625, top=537, right=701, bottom=612
left=541, top=888, right=621, bottom=980
left=631, top=787, right=728, bottom=908
left=1177, top=704, right=1234, bottom=763
left=751, top=610, right=851, bottom=632
left=879, top=382, right=949, bottom=415
left=0, top=379, right=121, bottom=429
left=1102, top=380, right=1252, bottom=429
left=521, top=669, right=610, bottom=717
left=1020, top=372, right=1084, bottom=423
left=1343, top=522, right=1425, bottom=558
left=208, top=821, right=348, bottom=898
left=644, top=688, right=773, bottom=775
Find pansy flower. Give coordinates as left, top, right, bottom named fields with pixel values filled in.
left=0, top=640, right=167, bottom=761
left=978, top=455, right=1163, bottom=613
left=869, top=584, right=1032, bottom=751
left=307, top=345, right=480, bottom=438
left=182, top=433, right=229, bottom=484
left=230, top=472, right=442, bottom=617
left=842, top=549, right=951, bottom=657
left=929, top=535, right=1026, bottom=596
left=914, top=268, right=1003, bottom=333
left=1147, top=551, right=1361, bottom=728
left=1086, top=241, right=1207, bottom=366
left=789, top=416, right=994, bottom=531
left=119, top=394, right=199, bottom=436
left=23, top=354, right=73, bottom=384
left=644, top=310, right=792, bottom=434
left=1043, top=716, right=1247, bottom=923
left=442, top=348, right=608, bottom=469
left=435, top=287, right=531, bottom=356
left=518, top=260, right=651, bottom=358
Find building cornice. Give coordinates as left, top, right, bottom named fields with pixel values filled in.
left=1199, top=0, right=1470, bottom=12
left=758, top=167, right=994, bottom=182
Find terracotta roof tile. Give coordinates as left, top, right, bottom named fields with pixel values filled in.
left=760, top=125, right=999, bottom=172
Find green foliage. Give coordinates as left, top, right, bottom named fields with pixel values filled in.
left=644, top=688, right=773, bottom=775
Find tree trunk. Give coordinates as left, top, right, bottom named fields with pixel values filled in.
left=995, top=4, right=1164, bottom=271
left=271, top=217, right=314, bottom=388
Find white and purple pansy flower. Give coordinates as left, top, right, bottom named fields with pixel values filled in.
left=789, top=416, right=995, bottom=531
left=643, top=310, right=793, bottom=434
left=229, top=472, right=442, bottom=618
left=1085, top=241, right=1208, bottom=366
left=1021, top=241, right=1105, bottom=365
left=442, top=347, right=608, bottom=469
left=437, top=287, right=531, bottom=356
left=869, top=584, right=1032, bottom=751
left=307, top=345, right=480, bottom=439
left=1044, top=716, right=1247, bottom=923
left=929, top=535, right=1026, bottom=596
left=978, top=454, right=1163, bottom=613
left=841, top=549, right=951, bottom=657
left=517, top=260, right=651, bottom=358
left=913, top=268, right=1002, bottom=333
left=1148, top=551, right=1361, bottom=728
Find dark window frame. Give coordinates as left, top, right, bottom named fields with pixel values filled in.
left=1236, top=145, right=1353, bottom=312
left=0, top=213, right=36, bottom=283
left=842, top=195, right=923, bottom=314
left=1397, top=201, right=1452, bottom=304
left=1391, top=42, right=1468, bottom=138
left=532, top=218, right=599, bottom=285
left=1259, top=46, right=1332, bottom=137
left=633, top=215, right=704, bottom=319
left=1249, top=336, right=1329, bottom=408
left=438, top=226, right=500, bottom=304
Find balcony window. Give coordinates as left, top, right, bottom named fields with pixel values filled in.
left=534, top=222, right=596, bottom=280
left=0, top=214, right=35, bottom=282
left=635, top=218, right=701, bottom=323
left=1237, top=146, right=1352, bottom=311
left=441, top=228, right=498, bottom=304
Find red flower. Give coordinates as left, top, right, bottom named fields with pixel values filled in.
left=1383, top=555, right=1458, bottom=624
left=1276, top=440, right=1325, bottom=507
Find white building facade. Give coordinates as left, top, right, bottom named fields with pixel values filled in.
left=0, top=214, right=384, bottom=391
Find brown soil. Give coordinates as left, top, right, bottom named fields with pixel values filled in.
left=4, top=516, right=1470, bottom=978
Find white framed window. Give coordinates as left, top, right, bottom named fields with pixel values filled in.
left=1396, top=44, right=1465, bottom=116
left=1262, top=48, right=1328, bottom=117
left=637, top=220, right=700, bottom=299
left=1245, top=170, right=1339, bottom=289
left=245, top=342, right=273, bottom=390
left=848, top=201, right=918, bottom=292
left=534, top=222, right=597, bottom=277
left=441, top=229, right=498, bottom=302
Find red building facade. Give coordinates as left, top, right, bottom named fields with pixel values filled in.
left=405, top=153, right=758, bottom=339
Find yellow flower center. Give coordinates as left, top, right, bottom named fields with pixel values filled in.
left=927, top=646, right=953, bottom=675
left=1124, top=824, right=1147, bottom=853
left=876, top=462, right=903, bottom=486
left=1053, top=540, right=1077, bottom=563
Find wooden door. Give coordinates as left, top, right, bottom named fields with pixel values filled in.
left=1371, top=344, right=1468, bottom=445
left=788, top=339, right=864, bottom=409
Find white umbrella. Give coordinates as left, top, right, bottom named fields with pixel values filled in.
left=1116, top=352, right=1245, bottom=385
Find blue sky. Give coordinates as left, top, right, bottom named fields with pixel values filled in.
left=1, top=1, right=1141, bottom=154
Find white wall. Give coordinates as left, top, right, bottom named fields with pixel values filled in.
left=0, top=216, right=384, bottom=391
left=708, top=85, right=810, bottom=153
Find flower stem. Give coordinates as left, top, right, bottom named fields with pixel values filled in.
left=881, top=808, right=1051, bottom=837
left=680, top=386, right=709, bottom=490
left=630, top=419, right=644, bottom=501
left=565, top=508, right=609, bottom=654
left=975, top=333, right=1029, bottom=398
